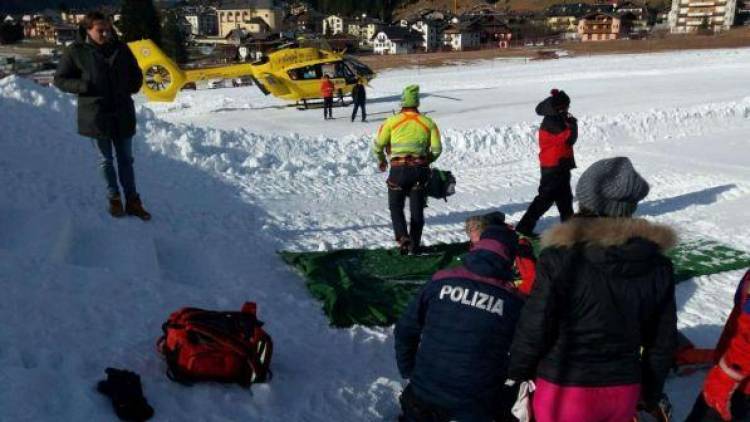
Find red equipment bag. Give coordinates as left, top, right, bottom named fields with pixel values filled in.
left=157, top=302, right=273, bottom=387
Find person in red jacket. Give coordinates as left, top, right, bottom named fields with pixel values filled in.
left=515, top=89, right=577, bottom=238
left=687, top=269, right=750, bottom=421
left=320, top=74, right=335, bottom=120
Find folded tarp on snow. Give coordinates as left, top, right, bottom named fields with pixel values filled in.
left=280, top=239, right=750, bottom=327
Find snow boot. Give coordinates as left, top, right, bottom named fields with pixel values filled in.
left=109, top=196, right=126, bottom=218
left=398, top=236, right=411, bottom=256
left=125, top=195, right=151, bottom=221
left=97, top=368, right=154, bottom=421
left=408, top=242, right=422, bottom=256
left=516, top=228, right=540, bottom=240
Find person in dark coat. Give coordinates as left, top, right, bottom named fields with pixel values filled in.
left=395, top=220, right=525, bottom=422
left=54, top=11, right=150, bottom=220
left=507, top=157, right=678, bottom=422
left=515, top=89, right=577, bottom=238
left=351, top=78, right=367, bottom=122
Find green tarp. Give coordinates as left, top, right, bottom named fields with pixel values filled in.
left=281, top=239, right=750, bottom=328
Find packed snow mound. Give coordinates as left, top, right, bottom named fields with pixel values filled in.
left=8, top=75, right=746, bottom=190
left=1, top=46, right=750, bottom=421
left=0, top=76, right=404, bottom=422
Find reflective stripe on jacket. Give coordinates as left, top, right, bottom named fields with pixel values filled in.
left=373, top=111, right=441, bottom=163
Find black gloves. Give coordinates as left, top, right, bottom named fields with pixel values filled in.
left=97, top=368, right=154, bottom=421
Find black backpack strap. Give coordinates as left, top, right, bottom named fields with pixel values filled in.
left=162, top=345, right=194, bottom=386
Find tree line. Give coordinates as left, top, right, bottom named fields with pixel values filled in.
left=308, top=0, right=401, bottom=21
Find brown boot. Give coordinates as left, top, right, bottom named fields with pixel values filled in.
left=397, top=236, right=411, bottom=256
left=125, top=194, right=151, bottom=221
left=109, top=196, right=125, bottom=218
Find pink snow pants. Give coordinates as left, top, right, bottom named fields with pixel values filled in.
left=532, top=378, right=640, bottom=422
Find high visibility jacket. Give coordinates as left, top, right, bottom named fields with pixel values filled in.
left=373, top=111, right=442, bottom=163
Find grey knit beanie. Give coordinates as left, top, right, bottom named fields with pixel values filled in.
left=575, top=157, right=650, bottom=217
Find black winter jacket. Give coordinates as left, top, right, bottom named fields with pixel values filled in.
left=395, top=233, right=525, bottom=413
left=351, top=83, right=366, bottom=104
left=54, top=28, right=142, bottom=140
left=507, top=217, right=678, bottom=404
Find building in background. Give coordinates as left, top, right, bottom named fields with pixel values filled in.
left=616, top=1, right=652, bottom=35
left=545, top=2, right=590, bottom=38
left=322, top=14, right=348, bottom=35
left=217, top=0, right=283, bottom=38
left=668, top=0, right=738, bottom=31
left=443, top=22, right=481, bottom=51
left=371, top=26, right=422, bottom=54
left=578, top=12, right=631, bottom=40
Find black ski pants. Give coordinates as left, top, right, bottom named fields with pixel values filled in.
left=351, top=101, right=366, bottom=122
left=323, top=97, right=333, bottom=119
left=686, top=392, right=750, bottom=421
left=516, top=168, right=573, bottom=234
left=388, top=166, right=430, bottom=248
left=399, top=383, right=519, bottom=422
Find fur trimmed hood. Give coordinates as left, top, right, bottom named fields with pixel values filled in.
left=541, top=217, right=678, bottom=251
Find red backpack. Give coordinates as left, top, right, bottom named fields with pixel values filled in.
left=157, top=302, right=273, bottom=386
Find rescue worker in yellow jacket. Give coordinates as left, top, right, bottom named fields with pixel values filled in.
left=373, top=85, right=442, bottom=255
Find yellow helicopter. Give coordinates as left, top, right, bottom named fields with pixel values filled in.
left=127, top=39, right=375, bottom=109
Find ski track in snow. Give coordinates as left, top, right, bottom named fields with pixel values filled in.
left=1, top=47, right=750, bottom=421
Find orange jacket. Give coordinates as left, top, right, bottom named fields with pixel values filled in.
left=320, top=79, right=334, bottom=98
left=713, top=270, right=750, bottom=394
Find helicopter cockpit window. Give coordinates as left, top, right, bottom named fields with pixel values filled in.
left=336, top=62, right=356, bottom=83
left=288, top=64, right=322, bottom=80
left=321, top=63, right=337, bottom=79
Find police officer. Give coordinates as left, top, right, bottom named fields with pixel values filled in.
left=373, top=85, right=442, bottom=255
left=395, top=220, right=524, bottom=421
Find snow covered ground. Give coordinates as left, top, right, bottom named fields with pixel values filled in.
left=1, top=47, right=749, bottom=421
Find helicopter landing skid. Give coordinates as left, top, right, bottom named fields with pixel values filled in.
left=296, top=98, right=352, bottom=111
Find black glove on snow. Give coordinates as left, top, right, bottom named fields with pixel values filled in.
left=97, top=367, right=154, bottom=421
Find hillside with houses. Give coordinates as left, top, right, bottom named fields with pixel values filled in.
left=1, top=0, right=749, bottom=80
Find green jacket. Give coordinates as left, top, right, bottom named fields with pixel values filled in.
left=372, top=111, right=442, bottom=163
left=54, top=28, right=143, bottom=140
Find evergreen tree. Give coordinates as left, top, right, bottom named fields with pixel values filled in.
left=161, top=12, right=188, bottom=64
left=119, top=0, right=161, bottom=44
left=0, top=22, right=23, bottom=45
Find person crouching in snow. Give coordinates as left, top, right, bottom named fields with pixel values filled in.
left=373, top=85, right=442, bottom=255
left=465, top=212, right=537, bottom=297
left=686, top=269, right=750, bottom=421
left=395, top=222, right=525, bottom=421
left=320, top=74, right=334, bottom=120
left=515, top=89, right=577, bottom=238
left=507, top=157, right=678, bottom=422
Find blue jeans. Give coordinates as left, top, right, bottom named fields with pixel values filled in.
left=95, top=137, right=137, bottom=200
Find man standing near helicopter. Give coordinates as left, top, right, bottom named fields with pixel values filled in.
left=373, top=85, right=442, bottom=255
left=320, top=74, right=335, bottom=120
left=351, top=78, right=367, bottom=123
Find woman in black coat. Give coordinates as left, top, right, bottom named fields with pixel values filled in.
left=508, top=157, right=678, bottom=422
